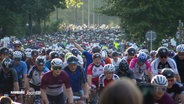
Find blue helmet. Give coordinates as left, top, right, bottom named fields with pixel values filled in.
left=137, top=52, right=147, bottom=63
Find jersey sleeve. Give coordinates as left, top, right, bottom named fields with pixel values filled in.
left=79, top=66, right=87, bottom=84
left=87, top=64, right=93, bottom=75
left=145, top=60, right=152, bottom=72
left=40, top=73, right=48, bottom=89
left=151, top=59, right=158, bottom=75
left=169, top=58, right=179, bottom=74
left=129, top=58, right=137, bottom=70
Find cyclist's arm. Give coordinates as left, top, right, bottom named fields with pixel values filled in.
left=13, top=82, right=19, bottom=91
left=83, top=83, right=89, bottom=98
left=40, top=88, right=49, bottom=104
left=87, top=75, right=92, bottom=86
left=68, top=38, right=84, bottom=52
left=65, top=87, right=74, bottom=104
left=12, top=69, right=19, bottom=91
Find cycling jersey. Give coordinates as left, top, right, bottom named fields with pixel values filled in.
left=44, top=60, right=51, bottom=69
left=13, top=61, right=28, bottom=79
left=0, top=68, right=18, bottom=94
left=99, top=74, right=119, bottom=88
left=82, top=50, right=93, bottom=72
left=25, top=58, right=35, bottom=71
left=173, top=55, right=184, bottom=83
left=155, top=93, right=174, bottom=104
left=111, top=58, right=121, bottom=70
left=87, top=63, right=104, bottom=86
left=64, top=66, right=87, bottom=93
left=40, top=70, right=71, bottom=96
left=129, top=58, right=151, bottom=80
left=27, top=66, right=49, bottom=89
left=167, top=81, right=184, bottom=101
left=151, top=58, right=178, bottom=75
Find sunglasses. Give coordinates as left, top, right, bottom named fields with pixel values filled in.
left=14, top=58, right=21, bottom=61
left=168, top=79, right=174, bottom=82
left=160, top=56, right=167, bottom=59
left=154, top=86, right=167, bottom=92
left=53, top=66, right=62, bottom=70
left=14, top=45, right=20, bottom=48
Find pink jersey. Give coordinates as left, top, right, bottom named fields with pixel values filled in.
left=129, top=58, right=152, bottom=79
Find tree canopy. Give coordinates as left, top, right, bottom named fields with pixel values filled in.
left=100, top=0, right=184, bottom=45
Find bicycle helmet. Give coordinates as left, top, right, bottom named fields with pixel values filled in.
left=151, top=75, right=168, bottom=87
left=126, top=47, right=136, bottom=56
left=168, top=50, right=175, bottom=58
left=71, top=48, right=79, bottom=56
left=92, top=46, right=101, bottom=53
left=13, top=51, right=22, bottom=59
left=49, top=51, right=59, bottom=59
left=161, top=68, right=174, bottom=78
left=31, top=50, right=39, bottom=57
left=137, top=52, right=147, bottom=63
left=2, top=57, right=14, bottom=69
left=13, top=40, right=22, bottom=45
left=112, top=51, right=119, bottom=57
left=104, top=64, right=115, bottom=72
left=51, top=58, right=63, bottom=67
left=67, top=56, right=78, bottom=64
left=46, top=49, right=52, bottom=55
left=176, top=44, right=184, bottom=52
left=36, top=56, right=45, bottom=65
left=157, top=47, right=168, bottom=57
left=0, top=47, right=9, bottom=55
left=92, top=53, right=102, bottom=59
left=150, top=50, right=157, bottom=57
left=119, top=60, right=129, bottom=72
left=101, top=50, right=108, bottom=59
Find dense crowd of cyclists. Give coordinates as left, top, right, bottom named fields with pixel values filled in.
left=0, top=25, right=184, bottom=104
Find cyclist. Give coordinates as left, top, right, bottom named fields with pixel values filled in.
left=13, top=40, right=26, bottom=61
left=116, top=59, right=136, bottom=82
left=122, top=47, right=136, bottom=65
left=0, top=57, right=19, bottom=99
left=64, top=56, right=89, bottom=104
left=44, top=51, right=59, bottom=69
left=26, top=56, right=49, bottom=104
left=71, top=48, right=84, bottom=67
left=173, top=44, right=184, bottom=83
left=25, top=50, right=39, bottom=71
left=129, top=52, right=152, bottom=82
left=99, top=64, right=119, bottom=93
left=87, top=53, right=104, bottom=87
left=148, top=50, right=157, bottom=64
left=161, top=68, right=184, bottom=104
left=151, top=75, right=174, bottom=104
left=101, top=49, right=112, bottom=64
left=111, top=51, right=121, bottom=71
left=40, top=58, right=74, bottom=104
left=0, top=47, right=10, bottom=70
left=151, top=47, right=181, bottom=82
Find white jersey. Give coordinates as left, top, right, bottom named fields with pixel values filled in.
left=151, top=58, right=178, bottom=75
left=111, top=58, right=121, bottom=67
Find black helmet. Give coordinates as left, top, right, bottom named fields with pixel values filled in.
left=67, top=56, right=78, bottom=64
left=59, top=52, right=65, bottom=58
left=71, top=48, right=79, bottom=56
left=92, top=46, right=101, bottom=53
left=0, top=47, right=9, bottom=55
left=36, top=56, right=45, bottom=65
left=92, top=53, right=102, bottom=59
left=168, top=50, right=175, bottom=58
left=157, top=47, right=168, bottom=57
left=112, top=51, right=119, bottom=57
left=31, top=50, right=39, bottom=57
left=119, top=60, right=129, bottom=71
left=126, top=47, right=136, bottom=56
left=2, top=57, right=14, bottom=69
left=161, top=68, right=174, bottom=78
left=46, top=49, right=52, bottom=55
left=49, top=51, right=59, bottom=59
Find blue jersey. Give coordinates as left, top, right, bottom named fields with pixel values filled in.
left=83, top=51, right=93, bottom=72
left=13, top=61, right=28, bottom=79
left=64, top=66, right=87, bottom=93
left=44, top=60, right=51, bottom=70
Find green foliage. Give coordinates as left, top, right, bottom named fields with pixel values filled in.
left=100, top=0, right=184, bottom=46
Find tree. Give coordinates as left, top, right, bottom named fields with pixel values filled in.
left=99, top=0, right=184, bottom=46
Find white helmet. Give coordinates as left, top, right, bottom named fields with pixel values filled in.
left=51, top=58, right=63, bottom=67
left=176, top=44, right=184, bottom=52
left=101, top=50, right=107, bottom=59
left=151, top=75, right=168, bottom=87
left=13, top=51, right=22, bottom=58
left=104, top=64, right=115, bottom=72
